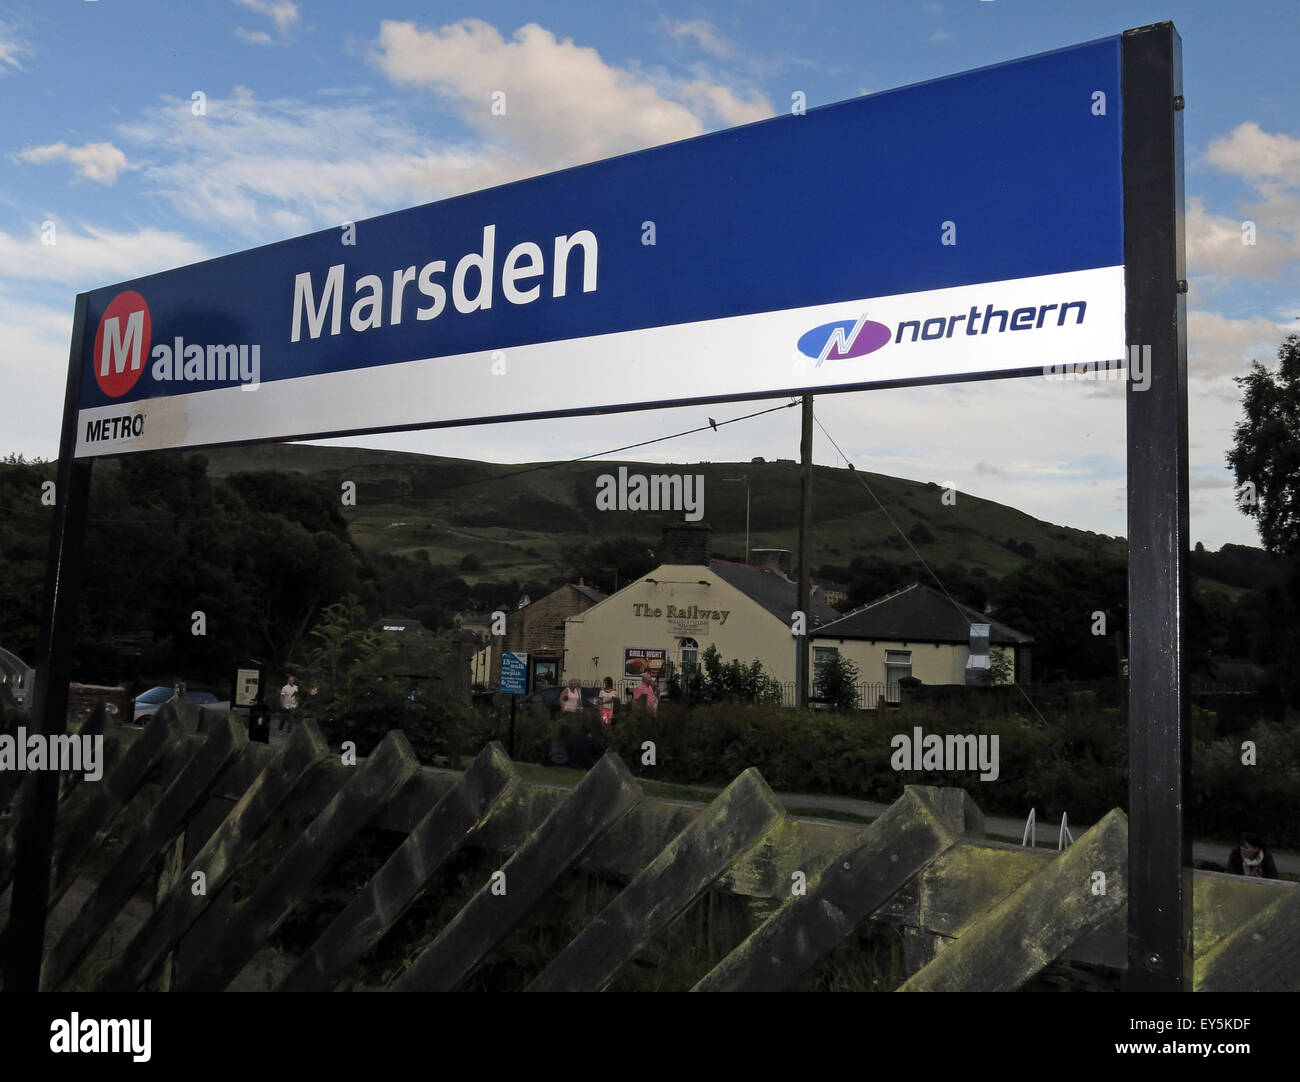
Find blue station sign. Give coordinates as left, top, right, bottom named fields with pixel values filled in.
left=74, top=35, right=1125, bottom=457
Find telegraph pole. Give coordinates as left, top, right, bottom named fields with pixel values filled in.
left=795, top=395, right=813, bottom=708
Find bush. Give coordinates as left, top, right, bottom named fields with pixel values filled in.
left=589, top=685, right=1300, bottom=848
left=818, top=652, right=861, bottom=713
left=676, top=645, right=784, bottom=706
left=907, top=523, right=935, bottom=545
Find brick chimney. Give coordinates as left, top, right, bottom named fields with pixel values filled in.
left=659, top=521, right=712, bottom=566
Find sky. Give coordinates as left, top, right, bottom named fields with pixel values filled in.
left=1, top=0, right=1297, bottom=549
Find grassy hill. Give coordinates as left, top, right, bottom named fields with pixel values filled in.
left=198, top=443, right=1130, bottom=591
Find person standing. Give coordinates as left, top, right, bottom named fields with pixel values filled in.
left=632, top=673, right=658, bottom=713
left=1227, top=832, right=1279, bottom=879
left=598, top=677, right=617, bottom=726
left=559, top=678, right=584, bottom=714
left=279, top=674, right=300, bottom=734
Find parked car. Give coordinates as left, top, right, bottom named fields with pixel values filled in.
left=133, top=686, right=229, bottom=724
left=515, top=684, right=601, bottom=717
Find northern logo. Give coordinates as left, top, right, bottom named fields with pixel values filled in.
left=92, top=291, right=151, bottom=398
left=797, top=314, right=891, bottom=365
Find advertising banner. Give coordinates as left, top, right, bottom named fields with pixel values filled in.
left=624, top=648, right=667, bottom=680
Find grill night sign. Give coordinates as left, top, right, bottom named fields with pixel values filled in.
left=73, top=35, right=1125, bottom=457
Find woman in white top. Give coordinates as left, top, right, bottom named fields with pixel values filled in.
left=559, top=678, right=584, bottom=713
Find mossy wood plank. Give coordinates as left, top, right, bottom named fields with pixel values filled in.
left=57, top=701, right=109, bottom=804
left=279, top=742, right=519, bottom=992
left=1193, top=871, right=1289, bottom=958
left=173, top=730, right=420, bottom=993
left=149, top=833, right=185, bottom=992
left=391, top=753, right=643, bottom=992
left=902, top=927, right=949, bottom=974
left=1195, top=882, right=1300, bottom=991
left=899, top=809, right=1128, bottom=992
left=693, top=788, right=960, bottom=992
left=529, top=768, right=785, bottom=992
left=97, top=722, right=331, bottom=992
left=0, top=705, right=183, bottom=897
left=41, top=714, right=249, bottom=991
left=0, top=712, right=21, bottom=829
left=0, top=706, right=104, bottom=857
left=47, top=705, right=188, bottom=900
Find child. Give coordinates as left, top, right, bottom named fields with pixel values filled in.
left=598, top=676, right=617, bottom=726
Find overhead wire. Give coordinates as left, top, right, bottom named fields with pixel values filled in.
left=811, top=409, right=1050, bottom=726
left=0, top=399, right=800, bottom=524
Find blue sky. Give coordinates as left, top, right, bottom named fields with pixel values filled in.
left=2, top=0, right=1297, bottom=548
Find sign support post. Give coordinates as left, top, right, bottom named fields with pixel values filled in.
left=795, top=395, right=813, bottom=709
left=508, top=695, right=517, bottom=759
left=498, top=651, right=528, bottom=760
left=1121, top=21, right=1191, bottom=991
left=3, top=294, right=94, bottom=992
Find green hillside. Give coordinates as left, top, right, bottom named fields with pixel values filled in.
left=199, top=443, right=1128, bottom=591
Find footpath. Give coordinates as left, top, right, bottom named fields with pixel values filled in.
left=269, top=726, right=1300, bottom=878
left=749, top=788, right=1300, bottom=876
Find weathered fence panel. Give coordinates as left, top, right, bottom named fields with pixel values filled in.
left=2, top=694, right=1296, bottom=993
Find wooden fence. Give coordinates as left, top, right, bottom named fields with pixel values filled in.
left=1, top=692, right=1296, bottom=992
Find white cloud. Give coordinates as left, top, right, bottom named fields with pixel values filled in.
left=660, top=18, right=736, bottom=59
left=1187, top=308, right=1292, bottom=380
left=115, top=92, right=529, bottom=239
left=1189, top=122, right=1300, bottom=283
left=69, top=21, right=771, bottom=243
left=370, top=19, right=772, bottom=171
left=1206, top=121, right=1300, bottom=180
left=235, top=26, right=274, bottom=46
left=0, top=289, right=73, bottom=459
left=0, top=223, right=208, bottom=288
left=0, top=20, right=31, bottom=72
left=234, top=0, right=298, bottom=33
left=679, top=80, right=772, bottom=127
left=929, top=29, right=953, bottom=43
left=14, top=141, right=129, bottom=184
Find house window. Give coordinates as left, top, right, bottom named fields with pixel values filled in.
left=813, top=647, right=838, bottom=698
left=679, top=637, right=699, bottom=673
left=885, top=650, right=912, bottom=704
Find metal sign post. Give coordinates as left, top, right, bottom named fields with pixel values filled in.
left=2, top=295, right=93, bottom=992
left=1121, top=21, right=1191, bottom=991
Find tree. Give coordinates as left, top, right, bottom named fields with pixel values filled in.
left=991, top=556, right=1127, bottom=680
left=1227, top=333, right=1300, bottom=701
left=817, top=652, right=861, bottom=713
left=989, top=646, right=1014, bottom=685
left=559, top=536, right=656, bottom=595
left=1228, top=334, right=1300, bottom=555
left=299, top=597, right=408, bottom=753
